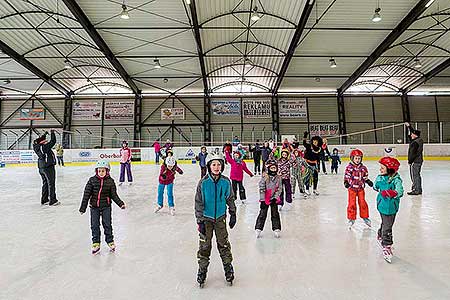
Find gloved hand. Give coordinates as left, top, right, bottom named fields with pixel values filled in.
left=197, top=221, right=206, bottom=235
left=344, top=181, right=350, bottom=189
left=229, top=213, right=236, bottom=229
left=381, top=189, right=398, bottom=198
left=303, top=131, right=309, bottom=138
left=121, top=203, right=126, bottom=209
left=365, top=179, right=373, bottom=187
left=161, top=174, right=167, bottom=180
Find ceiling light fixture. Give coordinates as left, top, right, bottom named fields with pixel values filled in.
left=414, top=58, right=422, bottom=68
left=154, top=58, right=162, bottom=69
left=329, top=58, right=337, bottom=68
left=185, top=0, right=191, bottom=4
left=372, top=7, right=382, bottom=22
left=120, top=2, right=130, bottom=20
left=251, top=6, right=261, bottom=21
left=64, top=59, right=72, bottom=69
left=425, top=0, right=435, bottom=8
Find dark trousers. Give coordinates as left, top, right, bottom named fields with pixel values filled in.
left=90, top=206, right=113, bottom=244
left=331, top=162, right=339, bottom=174
left=232, top=180, right=246, bottom=200
left=197, top=219, right=232, bottom=271
left=39, top=166, right=57, bottom=204
left=200, top=166, right=207, bottom=178
left=378, top=213, right=396, bottom=246
left=254, top=158, right=261, bottom=174
left=255, top=201, right=281, bottom=231
left=155, top=152, right=160, bottom=164
left=280, top=178, right=292, bottom=205
left=57, top=156, right=64, bottom=166
left=409, top=162, right=422, bottom=193
left=119, top=162, right=133, bottom=182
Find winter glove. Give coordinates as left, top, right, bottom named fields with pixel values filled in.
left=365, top=179, right=373, bottom=187
left=121, top=203, right=126, bottom=209
left=229, top=213, right=237, bottom=229
left=303, top=131, right=309, bottom=139
left=161, top=174, right=167, bottom=180
left=381, top=189, right=398, bottom=198
left=197, top=221, right=206, bottom=235
left=344, top=181, right=350, bottom=189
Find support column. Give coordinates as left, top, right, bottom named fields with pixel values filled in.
left=271, top=94, right=279, bottom=142
left=401, top=93, right=410, bottom=122
left=62, top=93, right=72, bottom=148
left=203, top=92, right=211, bottom=143
left=134, top=93, right=142, bottom=147
left=337, top=92, right=347, bottom=144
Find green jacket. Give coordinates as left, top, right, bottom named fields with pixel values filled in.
left=55, top=145, right=64, bottom=156
left=373, top=173, right=403, bottom=215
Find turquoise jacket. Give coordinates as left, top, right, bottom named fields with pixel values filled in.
left=195, top=173, right=236, bottom=222
left=373, top=173, right=404, bottom=215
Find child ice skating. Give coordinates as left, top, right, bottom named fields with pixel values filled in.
left=330, top=148, right=341, bottom=174
left=195, top=152, right=237, bottom=287
left=155, top=156, right=183, bottom=216
left=373, top=157, right=403, bottom=263
left=344, top=149, right=373, bottom=229
left=270, top=148, right=296, bottom=209
left=225, top=150, right=254, bottom=204
left=255, top=160, right=282, bottom=238
left=196, top=146, right=208, bottom=178
left=79, top=160, right=126, bottom=254
left=291, top=149, right=305, bottom=197
left=119, top=140, right=133, bottom=185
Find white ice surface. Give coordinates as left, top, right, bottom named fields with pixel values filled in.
left=1, top=161, right=450, bottom=300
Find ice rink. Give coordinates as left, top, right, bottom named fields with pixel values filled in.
left=1, top=160, right=450, bottom=300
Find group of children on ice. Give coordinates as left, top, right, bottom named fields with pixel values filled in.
left=74, top=132, right=404, bottom=287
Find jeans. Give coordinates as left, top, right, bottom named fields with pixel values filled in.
left=158, top=183, right=174, bottom=207
left=90, top=206, right=113, bottom=244
left=155, top=152, right=160, bottom=164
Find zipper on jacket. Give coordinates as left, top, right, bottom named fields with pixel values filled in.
left=97, top=178, right=104, bottom=207
left=214, top=180, right=217, bottom=220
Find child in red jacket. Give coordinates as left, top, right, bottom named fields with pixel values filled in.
left=344, top=149, right=373, bottom=229
left=225, top=150, right=254, bottom=204
left=155, top=156, right=183, bottom=216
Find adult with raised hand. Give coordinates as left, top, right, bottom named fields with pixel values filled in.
left=405, top=122, right=423, bottom=195
left=33, top=129, right=60, bottom=206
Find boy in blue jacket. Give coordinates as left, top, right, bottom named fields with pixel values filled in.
left=195, top=152, right=236, bottom=287
left=373, top=156, right=403, bottom=263
left=196, top=146, right=208, bottom=178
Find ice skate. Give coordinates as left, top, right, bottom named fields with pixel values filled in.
left=197, top=268, right=207, bottom=288
left=292, top=194, right=296, bottom=199
left=348, top=219, right=355, bottom=230
left=169, top=207, right=175, bottom=216
left=313, top=190, right=320, bottom=196
left=304, top=189, right=310, bottom=198
left=49, top=201, right=60, bottom=206
left=241, top=200, right=246, bottom=204
left=154, top=205, right=163, bottom=213
left=382, top=245, right=393, bottom=263
left=107, top=242, right=116, bottom=252
left=119, top=182, right=123, bottom=186
left=363, top=218, right=372, bottom=227
left=274, top=229, right=281, bottom=238
left=128, top=182, right=133, bottom=186
left=92, top=243, right=100, bottom=255
left=255, top=229, right=262, bottom=238
left=224, top=264, right=234, bottom=286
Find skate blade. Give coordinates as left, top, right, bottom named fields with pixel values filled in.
left=92, top=250, right=100, bottom=255
left=226, top=281, right=233, bottom=286
left=198, top=283, right=205, bottom=288
left=384, top=256, right=392, bottom=263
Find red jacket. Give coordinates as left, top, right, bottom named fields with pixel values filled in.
left=159, top=164, right=183, bottom=185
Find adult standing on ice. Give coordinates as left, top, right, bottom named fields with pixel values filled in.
left=33, top=130, right=60, bottom=206
left=119, top=140, right=133, bottom=186
left=152, top=139, right=161, bottom=165
left=406, top=122, right=423, bottom=195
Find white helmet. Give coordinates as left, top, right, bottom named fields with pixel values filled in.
left=95, top=160, right=110, bottom=170
left=165, top=156, right=176, bottom=167
left=206, top=152, right=225, bottom=173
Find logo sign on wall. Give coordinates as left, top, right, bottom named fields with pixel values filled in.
left=19, top=108, right=45, bottom=120
left=72, top=101, right=102, bottom=120
left=104, top=100, right=134, bottom=120
left=211, top=100, right=241, bottom=116
left=309, top=124, right=339, bottom=136
left=243, top=99, right=271, bottom=119
left=161, top=108, right=185, bottom=120
left=384, top=147, right=397, bottom=157
left=279, top=99, right=307, bottom=118
left=0, top=150, right=21, bottom=163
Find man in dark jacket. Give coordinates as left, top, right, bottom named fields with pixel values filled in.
left=406, top=123, right=423, bottom=195
left=33, top=130, right=60, bottom=206
left=249, top=140, right=262, bottom=175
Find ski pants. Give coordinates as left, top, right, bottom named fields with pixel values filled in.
left=347, top=189, right=369, bottom=220
left=255, top=200, right=281, bottom=231
left=197, top=218, right=232, bottom=271
left=232, top=180, right=246, bottom=201
left=90, top=206, right=113, bottom=244
left=378, top=213, right=396, bottom=246
left=157, top=183, right=174, bottom=207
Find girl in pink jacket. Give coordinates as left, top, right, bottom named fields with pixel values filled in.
left=119, top=141, right=133, bottom=185
left=225, top=150, right=254, bottom=204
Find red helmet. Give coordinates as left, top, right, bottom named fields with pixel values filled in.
left=379, top=156, right=400, bottom=172
left=350, top=149, right=363, bottom=158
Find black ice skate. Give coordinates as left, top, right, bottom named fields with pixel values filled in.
left=224, top=264, right=234, bottom=286
left=197, top=268, right=207, bottom=288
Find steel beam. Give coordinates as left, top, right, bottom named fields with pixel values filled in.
left=62, top=93, right=73, bottom=148
left=401, top=93, right=411, bottom=122
left=0, top=41, right=70, bottom=96
left=272, top=0, right=316, bottom=94
left=403, top=57, right=450, bottom=93
left=338, top=0, right=432, bottom=94
left=62, top=0, right=140, bottom=95
left=337, top=93, right=347, bottom=144
left=134, top=93, right=142, bottom=147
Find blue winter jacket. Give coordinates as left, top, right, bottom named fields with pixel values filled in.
left=197, top=152, right=208, bottom=167
left=373, top=173, right=404, bottom=215
left=195, top=174, right=236, bottom=222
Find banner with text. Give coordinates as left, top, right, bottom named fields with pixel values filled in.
left=211, top=100, right=241, bottom=116
left=161, top=108, right=185, bottom=120
left=279, top=99, right=307, bottom=118
left=243, top=99, right=271, bottom=119
left=104, top=100, right=134, bottom=120
left=72, top=101, right=102, bottom=120
left=19, top=108, right=45, bottom=120
left=309, top=124, right=339, bottom=136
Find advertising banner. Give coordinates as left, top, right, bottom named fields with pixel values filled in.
left=161, top=108, right=185, bottom=120
left=211, top=100, right=241, bottom=116
left=279, top=99, right=307, bottom=118
left=309, top=124, right=339, bottom=136
left=104, top=100, right=134, bottom=120
left=243, top=99, right=271, bottom=119
left=0, top=150, right=21, bottom=163
left=72, top=101, right=102, bottom=120
left=19, top=108, right=45, bottom=120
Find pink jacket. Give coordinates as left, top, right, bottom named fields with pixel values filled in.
left=154, top=142, right=161, bottom=153
left=344, top=163, right=368, bottom=191
left=120, top=147, right=132, bottom=163
left=225, top=151, right=253, bottom=181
